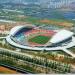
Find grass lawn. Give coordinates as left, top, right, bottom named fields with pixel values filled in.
left=29, top=35, right=51, bottom=44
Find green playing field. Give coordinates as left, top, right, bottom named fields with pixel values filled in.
left=29, top=35, right=51, bottom=44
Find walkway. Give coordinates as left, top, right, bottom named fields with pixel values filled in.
left=0, top=36, right=75, bottom=58
left=62, top=48, right=75, bottom=58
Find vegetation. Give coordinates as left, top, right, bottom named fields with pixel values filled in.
left=29, top=35, right=51, bottom=44
left=0, top=49, right=72, bottom=73
left=0, top=39, right=74, bottom=65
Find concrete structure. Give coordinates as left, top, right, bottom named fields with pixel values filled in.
left=5, top=26, right=75, bottom=57
left=50, top=30, right=74, bottom=47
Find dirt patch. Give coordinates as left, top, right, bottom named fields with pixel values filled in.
left=39, top=19, right=73, bottom=27
left=0, top=66, right=19, bottom=74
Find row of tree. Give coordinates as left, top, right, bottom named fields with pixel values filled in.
left=0, top=49, right=71, bottom=73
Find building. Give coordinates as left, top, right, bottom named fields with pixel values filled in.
left=6, top=26, right=74, bottom=51
left=50, top=30, right=74, bottom=47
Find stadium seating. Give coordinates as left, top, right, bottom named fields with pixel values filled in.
left=15, top=27, right=32, bottom=36
left=11, top=27, right=56, bottom=47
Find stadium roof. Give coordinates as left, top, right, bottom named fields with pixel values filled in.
left=10, top=26, right=25, bottom=36
left=50, top=29, right=74, bottom=44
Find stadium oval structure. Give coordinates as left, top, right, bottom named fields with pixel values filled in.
left=10, top=26, right=25, bottom=36
left=6, top=25, right=74, bottom=51
left=50, top=30, right=73, bottom=44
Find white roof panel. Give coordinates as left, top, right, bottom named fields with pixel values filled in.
left=10, top=26, right=25, bottom=36
left=50, top=30, right=74, bottom=44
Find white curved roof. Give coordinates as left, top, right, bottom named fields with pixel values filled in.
left=6, top=34, right=75, bottom=51
left=10, top=26, right=25, bottom=36
left=50, top=30, right=74, bottom=44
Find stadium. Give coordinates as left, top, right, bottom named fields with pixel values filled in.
left=6, top=25, right=75, bottom=52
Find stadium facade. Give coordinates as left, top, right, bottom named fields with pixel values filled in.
left=50, top=30, right=73, bottom=47
left=6, top=26, right=74, bottom=51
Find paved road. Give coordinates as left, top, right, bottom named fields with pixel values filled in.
left=0, top=36, right=75, bottom=58
left=6, top=35, right=75, bottom=57
left=62, top=48, right=75, bottom=58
